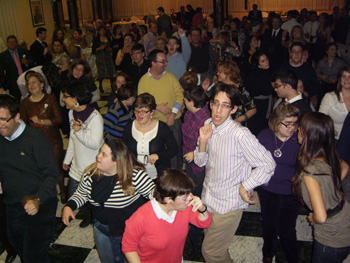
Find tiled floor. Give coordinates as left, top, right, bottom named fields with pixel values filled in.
left=0, top=192, right=318, bottom=263
left=1, top=80, right=349, bottom=263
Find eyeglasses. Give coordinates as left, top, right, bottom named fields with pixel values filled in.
left=0, top=114, right=16, bottom=123
left=211, top=101, right=232, bottom=110
left=280, top=121, right=298, bottom=128
left=175, top=194, right=190, bottom=202
left=155, top=60, right=168, bottom=64
left=274, top=83, right=284, bottom=89
left=134, top=110, right=151, bottom=115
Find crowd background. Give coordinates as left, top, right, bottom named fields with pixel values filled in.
left=0, top=3, right=350, bottom=263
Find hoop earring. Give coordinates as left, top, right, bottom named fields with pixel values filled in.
left=74, top=102, right=80, bottom=108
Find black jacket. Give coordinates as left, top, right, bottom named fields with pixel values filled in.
left=0, top=48, right=34, bottom=100
left=123, top=120, right=178, bottom=174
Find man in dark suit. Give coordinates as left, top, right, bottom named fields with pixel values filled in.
left=176, top=6, right=187, bottom=28
left=260, top=15, right=286, bottom=73
left=0, top=35, right=33, bottom=100
left=248, top=4, right=263, bottom=32
left=274, top=70, right=312, bottom=118
left=30, top=27, right=52, bottom=66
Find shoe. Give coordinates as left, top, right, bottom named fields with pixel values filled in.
left=79, top=214, right=91, bottom=228
left=5, top=254, right=16, bottom=263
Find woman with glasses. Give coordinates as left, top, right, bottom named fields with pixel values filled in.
left=123, top=93, right=178, bottom=180
left=62, top=140, right=154, bottom=263
left=64, top=59, right=101, bottom=110
left=62, top=81, right=104, bottom=200
left=122, top=168, right=211, bottom=263
left=257, top=102, right=301, bottom=263
left=292, top=112, right=350, bottom=263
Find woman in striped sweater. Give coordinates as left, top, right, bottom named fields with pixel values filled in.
left=62, top=140, right=155, bottom=263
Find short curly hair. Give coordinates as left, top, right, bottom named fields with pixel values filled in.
left=63, top=80, right=92, bottom=105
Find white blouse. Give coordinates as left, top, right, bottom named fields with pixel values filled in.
left=132, top=120, right=159, bottom=179
left=319, top=91, right=349, bottom=139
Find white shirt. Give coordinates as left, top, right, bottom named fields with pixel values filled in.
left=281, top=18, right=301, bottom=35
left=194, top=117, right=276, bottom=214
left=319, top=92, right=349, bottom=139
left=151, top=198, right=177, bottom=223
left=272, top=28, right=281, bottom=37
left=285, top=93, right=303, bottom=104
left=303, top=20, right=320, bottom=43
left=132, top=120, right=158, bottom=179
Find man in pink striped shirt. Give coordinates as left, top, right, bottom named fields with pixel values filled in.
left=194, top=83, right=276, bottom=263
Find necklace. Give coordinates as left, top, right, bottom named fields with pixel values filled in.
left=30, top=93, right=44, bottom=102
left=274, top=134, right=289, bottom=158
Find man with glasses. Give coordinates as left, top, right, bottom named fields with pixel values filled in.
left=138, top=49, right=184, bottom=170
left=0, top=94, right=58, bottom=263
left=281, top=42, right=320, bottom=108
left=194, top=83, right=276, bottom=263
left=274, top=70, right=312, bottom=118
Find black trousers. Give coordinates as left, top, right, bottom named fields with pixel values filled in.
left=6, top=197, right=57, bottom=263
left=0, top=194, right=16, bottom=256
left=257, top=187, right=302, bottom=263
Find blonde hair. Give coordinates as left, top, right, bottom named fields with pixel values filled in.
left=216, top=60, right=242, bottom=85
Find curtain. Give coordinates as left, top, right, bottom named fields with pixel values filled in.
left=0, top=0, right=19, bottom=43
left=233, top=0, right=346, bottom=12
left=112, top=0, right=346, bottom=17
left=112, top=0, right=213, bottom=17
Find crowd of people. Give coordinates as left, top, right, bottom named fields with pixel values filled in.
left=0, top=3, right=350, bottom=263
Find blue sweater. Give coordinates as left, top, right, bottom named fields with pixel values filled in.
left=166, top=34, right=191, bottom=80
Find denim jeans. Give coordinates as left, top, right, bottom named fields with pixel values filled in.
left=313, top=240, right=350, bottom=263
left=93, top=219, right=125, bottom=263
left=6, top=197, right=57, bottom=263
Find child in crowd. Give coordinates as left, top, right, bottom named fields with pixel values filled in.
left=181, top=85, right=210, bottom=252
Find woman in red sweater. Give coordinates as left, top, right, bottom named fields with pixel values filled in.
left=122, top=168, right=212, bottom=263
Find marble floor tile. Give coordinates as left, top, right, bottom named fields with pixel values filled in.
left=83, top=249, right=101, bottom=263
left=54, top=219, right=95, bottom=249
left=236, top=211, right=263, bottom=237
left=229, top=235, right=269, bottom=262
left=0, top=252, right=21, bottom=263
left=49, top=244, right=91, bottom=263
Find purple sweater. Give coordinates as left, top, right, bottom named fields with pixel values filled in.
left=257, top=128, right=300, bottom=195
